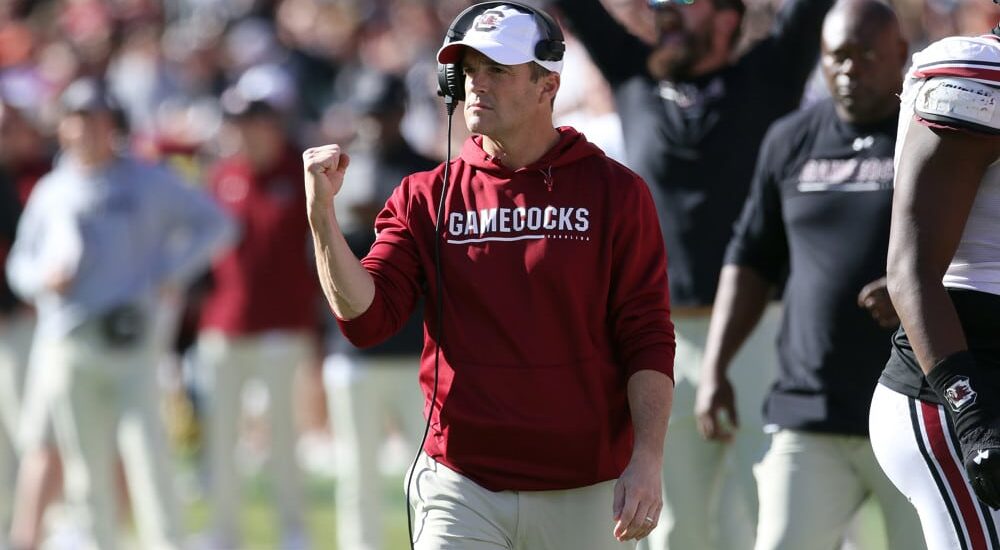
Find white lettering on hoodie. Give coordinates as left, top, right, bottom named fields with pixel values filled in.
left=447, top=206, right=591, bottom=243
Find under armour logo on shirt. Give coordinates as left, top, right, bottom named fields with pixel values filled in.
left=975, top=450, right=991, bottom=465
left=852, top=136, right=875, bottom=151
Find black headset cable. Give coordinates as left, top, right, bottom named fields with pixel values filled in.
left=405, top=95, right=457, bottom=550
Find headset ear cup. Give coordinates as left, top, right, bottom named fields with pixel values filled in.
left=535, top=40, right=566, bottom=63
left=437, top=63, right=464, bottom=103
left=437, top=63, right=451, bottom=99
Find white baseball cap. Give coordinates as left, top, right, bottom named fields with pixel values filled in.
left=436, top=5, right=563, bottom=74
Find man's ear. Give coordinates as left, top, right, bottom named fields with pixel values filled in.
left=540, top=72, right=561, bottom=105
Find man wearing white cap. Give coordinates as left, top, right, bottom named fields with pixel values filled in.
left=303, top=2, right=676, bottom=548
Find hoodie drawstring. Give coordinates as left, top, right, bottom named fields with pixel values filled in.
left=541, top=166, right=554, bottom=192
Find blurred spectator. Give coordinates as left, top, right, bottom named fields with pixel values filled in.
left=555, top=0, right=834, bottom=547
left=0, top=100, right=58, bottom=550
left=696, top=1, right=925, bottom=548
left=553, top=35, right=627, bottom=163
left=955, top=0, right=998, bottom=34
left=0, top=100, right=47, bottom=547
left=193, top=65, right=318, bottom=550
left=322, top=68, right=431, bottom=550
left=5, top=78, right=234, bottom=550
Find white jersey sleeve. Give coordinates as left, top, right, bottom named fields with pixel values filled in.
left=896, top=35, right=1000, bottom=169
left=895, top=34, right=1000, bottom=297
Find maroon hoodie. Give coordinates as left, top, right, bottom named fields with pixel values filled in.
left=201, top=149, right=318, bottom=334
left=339, top=127, right=674, bottom=491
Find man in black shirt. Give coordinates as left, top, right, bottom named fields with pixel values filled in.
left=554, top=0, right=833, bottom=547
left=695, top=0, right=925, bottom=547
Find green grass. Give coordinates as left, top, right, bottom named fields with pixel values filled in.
left=183, top=473, right=412, bottom=549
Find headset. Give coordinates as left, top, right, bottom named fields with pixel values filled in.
left=403, top=3, right=565, bottom=549
left=436, top=1, right=566, bottom=111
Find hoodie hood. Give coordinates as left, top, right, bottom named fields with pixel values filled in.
left=460, top=127, right=603, bottom=175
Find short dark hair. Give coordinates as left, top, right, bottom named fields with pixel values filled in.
left=528, top=63, right=553, bottom=82
left=528, top=63, right=556, bottom=107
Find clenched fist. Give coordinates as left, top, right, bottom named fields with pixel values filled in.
left=303, top=144, right=352, bottom=211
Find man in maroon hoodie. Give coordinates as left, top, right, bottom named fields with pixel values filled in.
left=196, top=65, right=317, bottom=550
left=304, top=3, right=675, bottom=548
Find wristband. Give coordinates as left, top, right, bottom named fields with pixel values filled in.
left=927, top=351, right=983, bottom=411
left=926, top=350, right=1000, bottom=508
left=926, top=350, right=1000, bottom=452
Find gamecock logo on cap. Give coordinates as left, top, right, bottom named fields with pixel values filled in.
left=474, top=10, right=505, bottom=32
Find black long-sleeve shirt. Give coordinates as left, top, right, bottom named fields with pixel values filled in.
left=556, top=0, right=833, bottom=307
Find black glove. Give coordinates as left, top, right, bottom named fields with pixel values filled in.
left=926, top=350, right=1000, bottom=508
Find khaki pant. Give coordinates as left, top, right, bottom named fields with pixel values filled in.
left=46, top=318, right=182, bottom=550
left=196, top=329, right=313, bottom=547
left=324, top=353, right=424, bottom=550
left=408, top=452, right=637, bottom=550
left=754, top=429, right=926, bottom=550
left=644, top=304, right=781, bottom=550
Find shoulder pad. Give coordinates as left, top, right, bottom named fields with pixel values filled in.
left=911, top=35, right=1000, bottom=86
left=914, top=77, right=1000, bottom=135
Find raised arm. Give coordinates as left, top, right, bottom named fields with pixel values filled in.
left=550, top=0, right=652, bottom=87
left=303, top=144, right=376, bottom=320
left=749, top=0, right=835, bottom=101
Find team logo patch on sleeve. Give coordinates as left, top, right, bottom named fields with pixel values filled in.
left=915, top=77, right=1000, bottom=132
left=943, top=376, right=978, bottom=412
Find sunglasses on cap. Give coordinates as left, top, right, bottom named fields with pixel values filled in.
left=649, top=0, right=696, bottom=8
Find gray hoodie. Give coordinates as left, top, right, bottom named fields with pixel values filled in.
left=6, top=155, right=236, bottom=339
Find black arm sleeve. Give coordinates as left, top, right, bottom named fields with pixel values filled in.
left=745, top=0, right=835, bottom=101
left=724, top=124, right=789, bottom=284
left=551, top=0, right=652, bottom=87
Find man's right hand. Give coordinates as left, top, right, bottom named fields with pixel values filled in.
left=695, top=375, right=739, bottom=442
left=303, top=144, right=351, bottom=214
left=967, top=447, right=1000, bottom=508
left=926, top=350, right=1000, bottom=508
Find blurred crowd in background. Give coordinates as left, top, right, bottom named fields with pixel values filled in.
left=0, top=0, right=998, bottom=549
